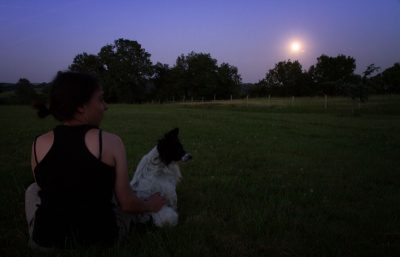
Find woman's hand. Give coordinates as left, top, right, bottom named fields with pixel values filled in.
left=144, top=193, right=166, bottom=212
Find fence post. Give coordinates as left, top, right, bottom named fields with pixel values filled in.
left=214, top=94, right=216, bottom=101
left=291, top=96, right=295, bottom=105
left=268, top=94, right=271, bottom=106
left=324, top=94, right=328, bottom=109
left=230, top=95, right=233, bottom=102
left=246, top=95, right=249, bottom=107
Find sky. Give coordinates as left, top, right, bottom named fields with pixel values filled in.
left=0, top=0, right=399, bottom=83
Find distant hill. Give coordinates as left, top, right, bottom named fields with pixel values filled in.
left=0, top=83, right=16, bottom=92
left=0, top=82, right=50, bottom=93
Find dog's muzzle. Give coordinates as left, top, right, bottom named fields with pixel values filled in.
left=181, top=153, right=192, bottom=162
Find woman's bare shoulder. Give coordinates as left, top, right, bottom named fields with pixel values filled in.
left=102, top=130, right=122, bottom=141
left=101, top=131, right=127, bottom=161
left=35, top=131, right=54, bottom=144
left=86, top=128, right=121, bottom=143
left=32, top=131, right=54, bottom=165
left=102, top=130, right=124, bottom=147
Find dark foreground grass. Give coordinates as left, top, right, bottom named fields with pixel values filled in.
left=1, top=96, right=400, bottom=257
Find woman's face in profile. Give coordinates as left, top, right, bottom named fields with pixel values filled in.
left=84, top=88, right=108, bottom=126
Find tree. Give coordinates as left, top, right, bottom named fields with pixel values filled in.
left=247, top=82, right=268, bottom=97
left=165, top=52, right=242, bottom=100
left=70, top=38, right=153, bottom=103
left=358, top=64, right=380, bottom=101
left=363, top=64, right=380, bottom=78
left=15, top=78, right=37, bottom=104
left=169, top=54, right=190, bottom=99
left=381, top=63, right=400, bottom=94
left=69, top=53, right=103, bottom=75
left=167, top=52, right=217, bottom=100
left=309, top=54, right=356, bottom=95
left=263, top=60, right=309, bottom=96
left=151, top=62, right=176, bottom=102
left=217, top=63, right=242, bottom=99
left=185, top=52, right=219, bottom=99
left=99, top=39, right=154, bottom=103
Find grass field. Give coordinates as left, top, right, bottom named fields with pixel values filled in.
left=1, top=95, right=400, bottom=257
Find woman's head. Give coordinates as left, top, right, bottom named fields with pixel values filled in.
left=36, top=71, right=107, bottom=126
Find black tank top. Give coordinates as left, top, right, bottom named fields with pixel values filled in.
left=32, top=124, right=118, bottom=248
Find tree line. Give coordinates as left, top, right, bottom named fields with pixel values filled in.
left=1, top=38, right=399, bottom=104
left=249, top=56, right=399, bottom=102
left=69, top=39, right=242, bottom=103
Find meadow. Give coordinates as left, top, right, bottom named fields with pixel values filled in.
left=1, top=95, right=400, bottom=257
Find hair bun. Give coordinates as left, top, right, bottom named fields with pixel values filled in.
left=33, top=102, right=51, bottom=118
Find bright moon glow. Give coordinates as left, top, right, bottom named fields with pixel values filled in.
left=290, top=41, right=302, bottom=53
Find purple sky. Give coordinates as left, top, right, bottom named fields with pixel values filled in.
left=1, top=0, right=399, bottom=83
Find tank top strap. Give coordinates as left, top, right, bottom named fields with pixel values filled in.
left=98, top=129, right=103, bottom=161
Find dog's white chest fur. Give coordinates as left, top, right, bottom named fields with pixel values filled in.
left=130, top=147, right=182, bottom=226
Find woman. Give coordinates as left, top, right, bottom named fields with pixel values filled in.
left=25, top=72, right=165, bottom=250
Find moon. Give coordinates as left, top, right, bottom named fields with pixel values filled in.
left=290, top=41, right=302, bottom=53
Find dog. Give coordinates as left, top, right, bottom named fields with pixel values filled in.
left=130, top=128, right=192, bottom=227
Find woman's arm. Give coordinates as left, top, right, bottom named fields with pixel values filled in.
left=109, top=133, right=166, bottom=213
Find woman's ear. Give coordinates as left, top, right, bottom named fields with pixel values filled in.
left=76, top=105, right=86, bottom=114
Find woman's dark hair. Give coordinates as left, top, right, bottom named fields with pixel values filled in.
left=34, top=71, right=100, bottom=121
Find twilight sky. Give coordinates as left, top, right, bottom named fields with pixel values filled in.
left=1, top=0, right=399, bottom=83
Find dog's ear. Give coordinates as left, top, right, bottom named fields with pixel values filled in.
left=172, top=128, right=179, bottom=136
left=165, top=128, right=179, bottom=138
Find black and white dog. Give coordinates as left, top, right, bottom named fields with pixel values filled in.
left=130, top=128, right=192, bottom=227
